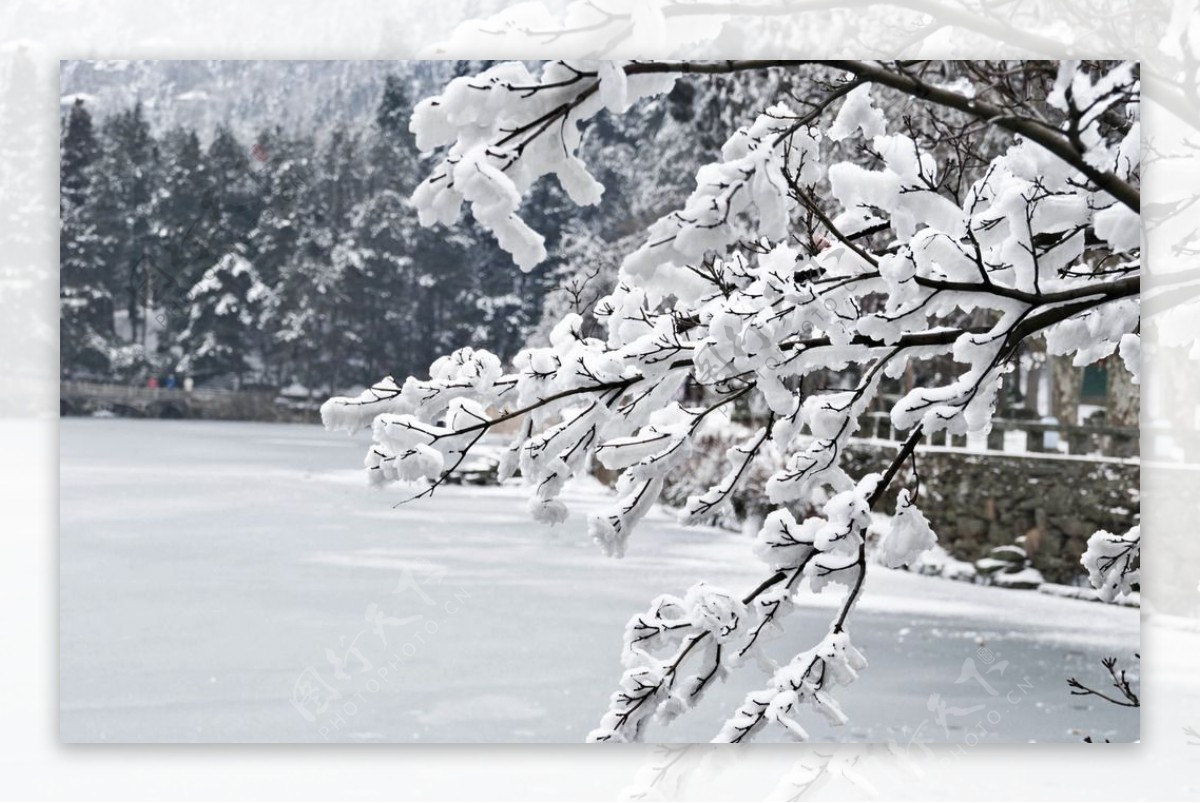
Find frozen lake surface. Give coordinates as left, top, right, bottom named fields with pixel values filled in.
left=59, top=418, right=1139, bottom=743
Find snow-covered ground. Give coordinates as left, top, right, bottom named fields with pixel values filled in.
left=60, top=418, right=1139, bottom=743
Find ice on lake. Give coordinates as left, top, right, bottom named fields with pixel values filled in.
left=59, top=418, right=1139, bottom=743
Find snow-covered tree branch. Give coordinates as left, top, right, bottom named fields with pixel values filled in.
left=1082, top=524, right=1140, bottom=603
left=323, top=60, right=1140, bottom=742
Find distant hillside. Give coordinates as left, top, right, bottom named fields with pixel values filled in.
left=59, top=60, right=460, bottom=141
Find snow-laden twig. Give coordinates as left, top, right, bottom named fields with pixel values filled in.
left=1067, top=655, right=1140, bottom=708
left=1081, top=525, right=1140, bottom=603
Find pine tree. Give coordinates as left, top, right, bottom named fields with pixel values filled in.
left=175, top=251, right=268, bottom=383
left=59, top=98, right=115, bottom=377
left=202, top=126, right=264, bottom=258
left=244, top=127, right=314, bottom=384
left=90, top=102, right=160, bottom=350
left=270, top=127, right=368, bottom=393
left=375, top=74, right=416, bottom=155
left=153, top=127, right=212, bottom=347
left=245, top=128, right=313, bottom=288
left=346, top=189, right=419, bottom=381
left=60, top=98, right=101, bottom=211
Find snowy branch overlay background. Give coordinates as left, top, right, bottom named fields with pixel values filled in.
left=321, top=60, right=1141, bottom=745
left=5, top=0, right=1200, bottom=799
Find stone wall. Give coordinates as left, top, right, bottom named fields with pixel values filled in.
left=657, top=429, right=1140, bottom=585
left=843, top=443, right=1140, bottom=583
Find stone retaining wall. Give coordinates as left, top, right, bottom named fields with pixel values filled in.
left=659, top=432, right=1140, bottom=585
left=842, top=443, right=1140, bottom=583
